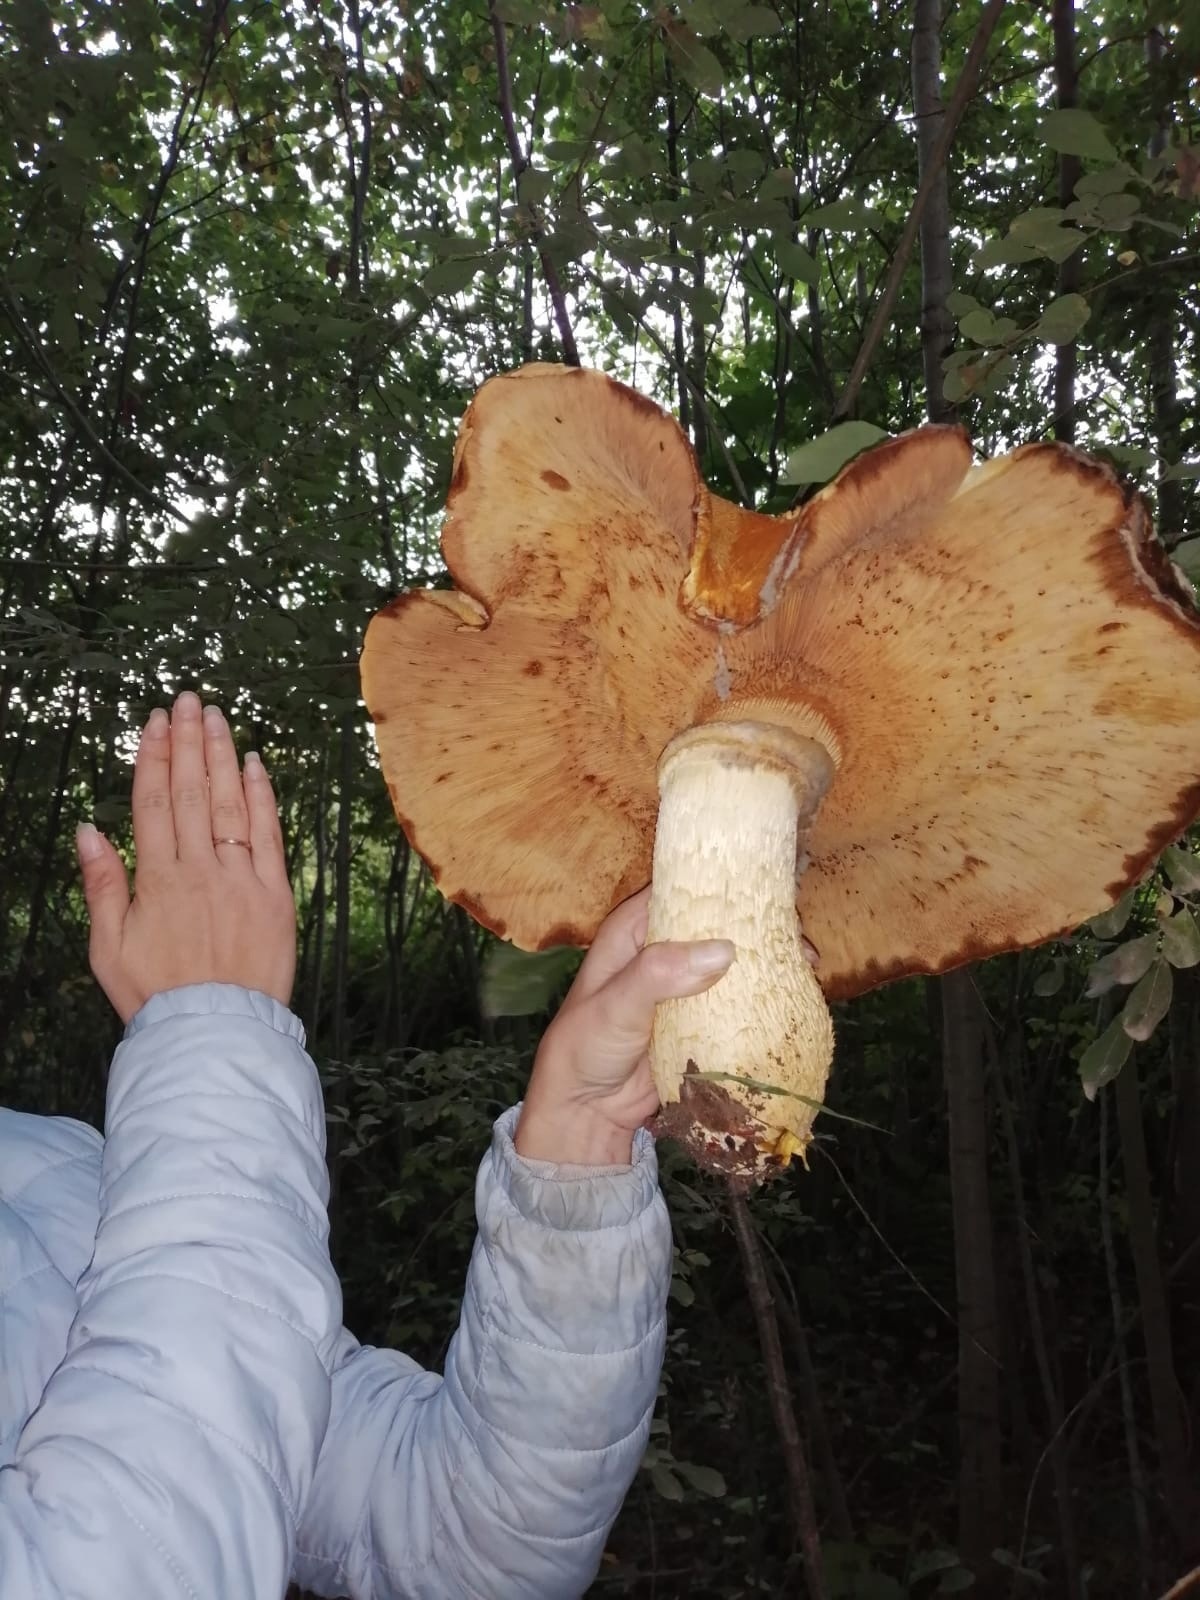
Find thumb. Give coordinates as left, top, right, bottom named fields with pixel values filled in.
left=76, top=823, right=130, bottom=953
left=590, top=938, right=736, bottom=1049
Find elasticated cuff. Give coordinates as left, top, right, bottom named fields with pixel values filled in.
left=488, top=1104, right=661, bottom=1232
left=125, top=984, right=305, bottom=1044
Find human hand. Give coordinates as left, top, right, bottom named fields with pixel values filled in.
left=77, top=692, right=296, bottom=1024
left=513, top=888, right=737, bottom=1167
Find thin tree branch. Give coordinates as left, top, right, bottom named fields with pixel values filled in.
left=834, top=0, right=1007, bottom=419
left=728, top=1187, right=826, bottom=1600
left=606, top=294, right=752, bottom=505
left=488, top=0, right=579, bottom=365
left=0, top=282, right=187, bottom=523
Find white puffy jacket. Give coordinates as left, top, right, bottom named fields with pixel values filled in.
left=0, top=984, right=672, bottom=1599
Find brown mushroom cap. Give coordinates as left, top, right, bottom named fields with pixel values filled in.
left=361, top=364, right=1200, bottom=1001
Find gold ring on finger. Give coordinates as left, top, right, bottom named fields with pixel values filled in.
left=213, top=835, right=251, bottom=850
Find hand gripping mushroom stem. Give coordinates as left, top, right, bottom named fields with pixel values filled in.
left=646, top=723, right=836, bottom=1182
left=361, top=363, right=1200, bottom=1188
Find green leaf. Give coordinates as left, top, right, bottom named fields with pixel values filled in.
left=1010, top=205, right=1066, bottom=240
left=759, top=165, right=799, bottom=199
left=1172, top=539, right=1200, bottom=580
left=1161, top=908, right=1200, bottom=969
left=946, top=291, right=984, bottom=317
left=1039, top=229, right=1086, bottom=264
left=517, top=166, right=554, bottom=206
left=959, top=308, right=1015, bottom=347
left=1104, top=443, right=1156, bottom=472
left=1040, top=109, right=1119, bottom=163
left=723, top=4, right=784, bottom=41
left=423, top=256, right=484, bottom=295
left=1036, top=293, right=1091, bottom=346
left=783, top=421, right=889, bottom=485
left=775, top=237, right=820, bottom=286
left=1163, top=460, right=1200, bottom=483
left=937, top=1572, right=977, bottom=1595
left=650, top=1463, right=685, bottom=1501
left=973, top=235, right=1040, bottom=269
left=1090, top=888, right=1135, bottom=939
left=1033, top=959, right=1065, bottom=998
left=683, top=0, right=722, bottom=32
left=1121, top=958, right=1173, bottom=1042
left=479, top=943, right=579, bottom=1017
left=910, top=1550, right=966, bottom=1580
left=1094, top=192, right=1140, bottom=228
left=1007, top=207, right=1084, bottom=263
left=1163, top=848, right=1200, bottom=895
left=676, top=1461, right=727, bottom=1496
left=429, top=232, right=490, bottom=259
left=1074, top=161, right=1138, bottom=198
left=667, top=26, right=725, bottom=95
left=805, top=197, right=879, bottom=231
left=1086, top=934, right=1156, bottom=996
left=1079, top=1015, right=1132, bottom=1101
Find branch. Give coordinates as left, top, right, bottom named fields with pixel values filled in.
left=728, top=1187, right=827, bottom=1600
left=627, top=304, right=752, bottom=505
left=833, top=0, right=1007, bottom=420
left=0, top=282, right=186, bottom=524
left=488, top=0, right=579, bottom=365
left=342, top=0, right=372, bottom=295
left=101, top=15, right=226, bottom=482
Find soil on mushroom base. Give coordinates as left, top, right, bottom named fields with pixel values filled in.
left=648, top=1062, right=788, bottom=1189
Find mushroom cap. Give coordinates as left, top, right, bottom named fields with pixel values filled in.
left=361, top=364, right=1200, bottom=1001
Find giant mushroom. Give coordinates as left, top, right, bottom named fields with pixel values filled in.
left=362, top=364, right=1200, bottom=1183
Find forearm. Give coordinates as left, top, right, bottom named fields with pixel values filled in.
left=295, top=1107, right=672, bottom=1600
left=1, top=987, right=342, bottom=1597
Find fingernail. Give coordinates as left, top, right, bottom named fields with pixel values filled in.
left=244, top=750, right=266, bottom=779
left=202, top=704, right=225, bottom=731
left=687, top=940, right=736, bottom=978
left=174, top=691, right=201, bottom=720
left=142, top=708, right=169, bottom=739
left=76, top=822, right=104, bottom=862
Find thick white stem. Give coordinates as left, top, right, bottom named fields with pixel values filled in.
left=647, top=722, right=835, bottom=1182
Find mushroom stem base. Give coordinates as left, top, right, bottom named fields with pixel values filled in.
left=647, top=721, right=835, bottom=1182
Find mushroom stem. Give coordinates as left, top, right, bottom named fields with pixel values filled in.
left=646, top=721, right=836, bottom=1182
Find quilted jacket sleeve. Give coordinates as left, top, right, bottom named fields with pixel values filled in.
left=293, top=1106, right=672, bottom=1600
left=0, top=984, right=342, bottom=1600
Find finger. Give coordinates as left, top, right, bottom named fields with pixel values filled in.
left=169, top=691, right=212, bottom=861
left=130, top=707, right=174, bottom=862
left=243, top=752, right=289, bottom=889
left=203, top=705, right=252, bottom=865
left=566, top=886, right=652, bottom=1007
left=586, top=938, right=736, bottom=1053
left=76, top=822, right=131, bottom=961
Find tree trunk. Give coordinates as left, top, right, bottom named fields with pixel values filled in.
left=1144, top=23, right=1186, bottom=544
left=993, top=1026, right=1082, bottom=1599
left=728, top=1189, right=826, bottom=1599
left=912, top=4, right=1003, bottom=1576
left=330, top=715, right=355, bottom=1063
left=942, top=971, right=1005, bottom=1582
left=1115, top=1055, right=1199, bottom=1559
left=1099, top=1082, right=1153, bottom=1596
left=911, top=0, right=955, bottom=425
left=1166, top=963, right=1200, bottom=1439
left=1051, top=0, right=1080, bottom=442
